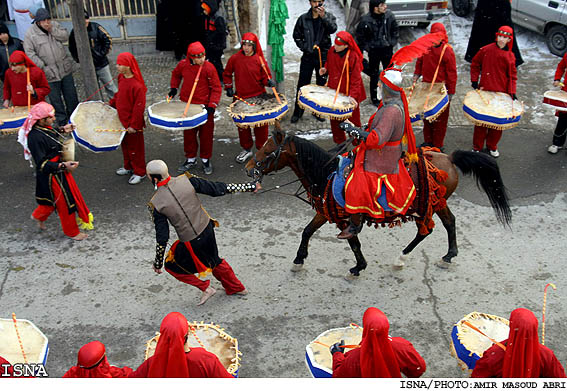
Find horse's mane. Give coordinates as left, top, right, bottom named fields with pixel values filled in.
left=289, top=135, right=339, bottom=197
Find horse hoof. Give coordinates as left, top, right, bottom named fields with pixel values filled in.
left=436, top=259, right=451, bottom=269
left=344, top=273, right=359, bottom=281
left=393, top=253, right=409, bottom=269
left=291, top=263, right=304, bottom=272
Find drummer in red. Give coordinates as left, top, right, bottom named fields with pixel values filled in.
left=548, top=53, right=567, bottom=154
left=169, top=42, right=221, bottom=175
left=109, top=52, right=147, bottom=185
left=3, top=50, right=50, bottom=108
left=471, top=308, right=566, bottom=378
left=63, top=341, right=133, bottom=378
left=223, top=32, right=276, bottom=164
left=470, top=26, right=517, bottom=158
left=413, top=23, right=457, bottom=150
left=331, top=307, right=426, bottom=377
left=130, top=312, right=233, bottom=378
left=319, top=31, right=366, bottom=145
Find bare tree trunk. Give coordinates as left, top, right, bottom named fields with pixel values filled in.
left=69, top=0, right=102, bottom=101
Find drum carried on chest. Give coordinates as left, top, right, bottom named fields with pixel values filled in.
left=305, top=324, right=362, bottom=378
left=463, top=90, right=524, bottom=130
left=0, top=317, right=49, bottom=365
left=61, top=138, right=75, bottom=162
left=148, top=100, right=208, bottom=131
left=70, top=101, right=126, bottom=152
left=144, top=321, right=241, bottom=377
left=298, top=84, right=357, bottom=121
left=450, top=311, right=509, bottom=372
left=0, top=106, right=30, bottom=133
left=543, top=89, right=567, bottom=112
left=227, top=92, right=288, bottom=128
left=405, top=82, right=449, bottom=123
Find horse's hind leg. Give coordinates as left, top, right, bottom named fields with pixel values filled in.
left=395, top=228, right=431, bottom=268
left=347, top=235, right=367, bottom=277
left=436, top=206, right=458, bottom=269
left=292, top=213, right=328, bottom=272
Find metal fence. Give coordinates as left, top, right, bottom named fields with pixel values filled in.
left=44, top=0, right=157, bottom=19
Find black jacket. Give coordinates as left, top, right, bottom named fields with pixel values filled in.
left=201, top=0, right=227, bottom=54
left=355, top=10, right=399, bottom=52
left=293, top=9, right=337, bottom=55
left=69, top=21, right=112, bottom=70
left=0, top=36, right=24, bottom=81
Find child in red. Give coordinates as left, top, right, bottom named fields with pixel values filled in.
left=109, top=52, right=147, bottom=184
left=3, top=50, right=50, bottom=108
left=223, top=32, right=275, bottom=164
left=413, top=23, right=457, bottom=150
left=470, top=26, right=517, bottom=158
left=169, top=41, right=221, bottom=175
left=319, top=31, right=366, bottom=145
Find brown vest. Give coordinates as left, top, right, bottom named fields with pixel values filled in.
left=150, top=175, right=211, bottom=242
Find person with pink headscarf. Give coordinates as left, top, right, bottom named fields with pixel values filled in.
left=109, top=52, right=147, bottom=185
left=63, top=341, right=132, bottom=378
left=19, top=101, right=92, bottom=240
left=331, top=307, right=426, bottom=377
left=130, top=312, right=233, bottom=378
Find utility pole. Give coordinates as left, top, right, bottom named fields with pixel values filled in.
left=69, top=0, right=102, bottom=101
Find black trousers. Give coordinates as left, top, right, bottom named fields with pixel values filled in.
left=368, top=47, right=393, bottom=100
left=293, top=51, right=328, bottom=117
left=206, top=50, right=224, bottom=84
left=553, top=113, right=567, bottom=147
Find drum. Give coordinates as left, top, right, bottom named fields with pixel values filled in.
left=0, top=106, right=30, bottom=133
left=543, top=89, right=567, bottom=112
left=70, top=101, right=125, bottom=152
left=144, top=321, right=241, bottom=377
left=462, top=90, right=524, bottom=130
left=0, top=318, right=49, bottom=365
left=227, top=92, right=288, bottom=128
left=450, top=312, right=509, bottom=372
left=148, top=100, right=208, bottom=131
left=405, top=82, right=449, bottom=123
left=297, top=84, right=357, bottom=120
left=305, top=324, right=362, bottom=378
left=61, top=138, right=75, bottom=162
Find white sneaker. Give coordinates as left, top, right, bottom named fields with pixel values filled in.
left=548, top=145, right=559, bottom=154
left=116, top=167, right=133, bottom=176
left=489, top=150, right=500, bottom=158
left=128, top=174, right=145, bottom=185
left=235, top=150, right=252, bottom=164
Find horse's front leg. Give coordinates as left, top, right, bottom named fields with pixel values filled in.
left=347, top=235, right=367, bottom=278
left=291, top=213, right=328, bottom=272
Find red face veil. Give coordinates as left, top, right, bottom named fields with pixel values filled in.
left=148, top=312, right=190, bottom=377
left=360, top=307, right=402, bottom=377
left=502, top=308, right=541, bottom=377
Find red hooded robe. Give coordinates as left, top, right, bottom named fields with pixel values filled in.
left=63, top=341, right=133, bottom=378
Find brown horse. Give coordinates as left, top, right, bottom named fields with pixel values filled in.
left=245, top=127, right=511, bottom=277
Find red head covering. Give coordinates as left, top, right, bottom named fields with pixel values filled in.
left=360, top=307, right=402, bottom=377
left=201, top=2, right=211, bottom=15
left=148, top=312, right=190, bottom=377
left=496, top=25, right=514, bottom=51
left=430, top=23, right=448, bottom=44
left=187, top=42, right=206, bottom=58
left=502, top=308, right=541, bottom=377
left=0, top=356, right=13, bottom=376
left=335, top=31, right=363, bottom=61
left=117, top=52, right=147, bottom=92
left=62, top=341, right=133, bottom=378
left=241, top=32, right=265, bottom=61
left=9, top=50, right=37, bottom=67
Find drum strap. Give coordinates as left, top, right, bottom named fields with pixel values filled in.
left=423, top=44, right=448, bottom=112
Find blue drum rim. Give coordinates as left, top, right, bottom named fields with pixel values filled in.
left=149, top=112, right=208, bottom=130
left=450, top=324, right=480, bottom=370
left=0, top=117, right=26, bottom=129
left=411, top=94, right=450, bottom=123
left=462, top=103, right=522, bottom=125
left=305, top=348, right=332, bottom=378
left=72, top=129, right=123, bottom=153
left=298, top=95, right=354, bottom=116
left=230, top=104, right=289, bottom=125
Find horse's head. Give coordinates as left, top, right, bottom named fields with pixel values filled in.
left=245, top=123, right=290, bottom=182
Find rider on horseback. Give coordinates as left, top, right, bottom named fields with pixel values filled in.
left=338, top=68, right=418, bottom=239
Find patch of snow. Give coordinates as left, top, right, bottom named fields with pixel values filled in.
left=293, top=127, right=332, bottom=140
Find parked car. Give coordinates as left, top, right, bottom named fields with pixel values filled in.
left=452, top=0, right=567, bottom=57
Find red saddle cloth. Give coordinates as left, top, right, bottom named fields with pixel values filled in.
left=309, top=147, right=448, bottom=235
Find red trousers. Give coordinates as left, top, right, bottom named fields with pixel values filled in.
left=423, top=102, right=450, bottom=148
left=330, top=106, right=361, bottom=145
left=32, top=178, right=80, bottom=237
left=165, top=259, right=245, bottom=294
left=121, top=131, right=146, bottom=176
left=184, top=115, right=214, bottom=159
left=473, top=125, right=503, bottom=152
left=237, top=124, right=268, bottom=150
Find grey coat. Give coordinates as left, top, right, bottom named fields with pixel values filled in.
left=23, top=21, right=76, bottom=82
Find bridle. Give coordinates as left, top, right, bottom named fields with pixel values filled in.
left=250, top=131, right=290, bottom=183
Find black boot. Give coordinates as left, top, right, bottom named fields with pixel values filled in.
left=337, top=214, right=363, bottom=239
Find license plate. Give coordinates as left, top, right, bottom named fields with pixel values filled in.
left=398, top=20, right=419, bottom=26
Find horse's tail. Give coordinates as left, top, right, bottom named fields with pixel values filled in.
left=449, top=150, right=512, bottom=227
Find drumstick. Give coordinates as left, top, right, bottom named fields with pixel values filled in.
left=166, top=96, right=172, bottom=103
left=11, top=313, right=28, bottom=363
left=313, top=340, right=360, bottom=349
left=258, top=56, right=282, bottom=104
left=333, top=50, right=350, bottom=105
left=542, top=282, right=557, bottom=345
left=234, top=95, right=256, bottom=106
left=474, top=89, right=490, bottom=107
left=314, top=45, right=323, bottom=69
left=189, top=326, right=206, bottom=349
left=462, top=320, right=506, bottom=351
left=26, top=68, right=31, bottom=111
left=423, top=44, right=448, bottom=113
left=183, top=64, right=203, bottom=117
left=94, top=128, right=126, bottom=132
